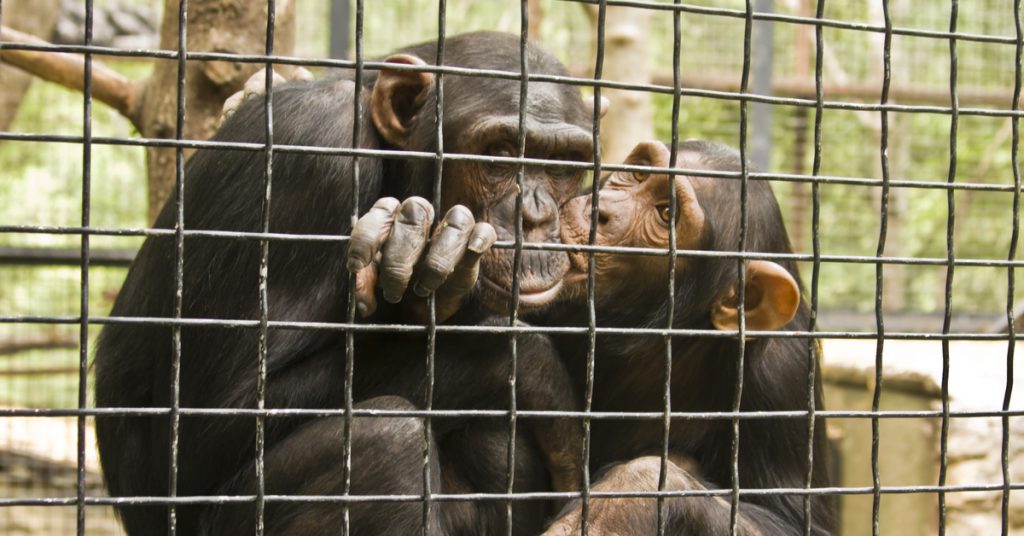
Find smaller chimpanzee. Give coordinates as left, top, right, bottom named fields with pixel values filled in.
left=542, top=140, right=835, bottom=535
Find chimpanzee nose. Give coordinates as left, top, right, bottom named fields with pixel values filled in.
left=522, top=187, right=558, bottom=231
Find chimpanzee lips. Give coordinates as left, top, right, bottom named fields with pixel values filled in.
left=479, top=274, right=565, bottom=307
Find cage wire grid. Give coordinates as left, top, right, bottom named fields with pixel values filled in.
left=0, top=1, right=1021, bottom=536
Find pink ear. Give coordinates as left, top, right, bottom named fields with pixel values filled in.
left=710, top=261, right=800, bottom=332
left=624, top=141, right=671, bottom=168
left=370, top=54, right=434, bottom=147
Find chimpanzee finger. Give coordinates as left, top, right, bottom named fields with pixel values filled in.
left=243, top=68, right=286, bottom=95
left=289, top=66, right=314, bottom=81
left=220, top=91, right=246, bottom=124
left=436, top=222, right=497, bottom=299
left=220, top=69, right=288, bottom=125
left=353, top=261, right=379, bottom=318
left=378, top=197, right=435, bottom=303
left=346, top=197, right=400, bottom=273
left=412, top=205, right=476, bottom=297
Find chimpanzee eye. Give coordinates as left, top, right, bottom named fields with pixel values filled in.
left=487, top=144, right=516, bottom=159
left=544, top=152, right=582, bottom=180
left=548, top=161, right=579, bottom=179
left=657, top=204, right=672, bottom=225
left=484, top=143, right=518, bottom=175
left=633, top=161, right=651, bottom=183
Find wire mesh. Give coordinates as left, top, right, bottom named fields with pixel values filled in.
left=0, top=1, right=1021, bottom=535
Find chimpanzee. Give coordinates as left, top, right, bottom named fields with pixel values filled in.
left=540, top=140, right=836, bottom=534
left=93, top=32, right=594, bottom=535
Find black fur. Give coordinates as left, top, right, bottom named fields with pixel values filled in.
left=94, top=32, right=586, bottom=535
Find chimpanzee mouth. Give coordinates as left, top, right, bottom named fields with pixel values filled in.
left=479, top=275, right=565, bottom=307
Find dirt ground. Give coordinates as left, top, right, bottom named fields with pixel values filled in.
left=0, top=413, right=123, bottom=535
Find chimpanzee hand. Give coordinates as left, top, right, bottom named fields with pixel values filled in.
left=346, top=196, right=497, bottom=322
left=218, top=66, right=315, bottom=126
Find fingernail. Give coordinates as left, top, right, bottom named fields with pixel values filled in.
left=468, top=237, right=488, bottom=253
left=383, top=290, right=402, bottom=304
left=413, top=283, right=430, bottom=297
left=347, top=258, right=365, bottom=272
left=357, top=301, right=370, bottom=318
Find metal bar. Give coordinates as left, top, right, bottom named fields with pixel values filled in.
left=15, top=480, right=1024, bottom=507
left=505, top=1, right=526, bottom=533
left=423, top=2, right=446, bottom=533
left=870, top=2, right=894, bottom=534
left=341, top=1, right=365, bottom=533
left=0, top=247, right=135, bottom=266
left=803, top=1, right=825, bottom=533
left=728, top=2, right=754, bottom=533
left=75, top=0, right=94, bottom=534
left=581, top=1, right=608, bottom=534
left=11, top=405, right=1024, bottom=420
left=657, top=0, right=682, bottom=533
left=253, top=2, right=278, bottom=533
left=6, top=313, right=1024, bottom=340
left=167, top=0, right=189, bottom=532
left=937, top=2, right=960, bottom=533
left=1003, top=2, right=1024, bottom=534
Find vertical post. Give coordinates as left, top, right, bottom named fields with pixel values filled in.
left=750, top=0, right=774, bottom=170
left=330, top=0, right=350, bottom=59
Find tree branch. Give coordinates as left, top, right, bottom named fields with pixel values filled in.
left=0, top=334, right=78, bottom=356
left=0, top=25, right=141, bottom=127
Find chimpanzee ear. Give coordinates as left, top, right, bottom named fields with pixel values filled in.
left=371, top=54, right=434, bottom=147
left=710, top=260, right=800, bottom=332
left=623, top=140, right=671, bottom=169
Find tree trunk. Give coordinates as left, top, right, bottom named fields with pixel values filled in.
left=527, top=0, right=543, bottom=41
left=586, top=5, right=654, bottom=167
left=139, top=0, right=296, bottom=222
left=0, top=0, right=60, bottom=132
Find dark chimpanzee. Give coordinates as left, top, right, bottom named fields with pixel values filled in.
left=94, top=32, right=594, bottom=535
left=541, top=140, right=836, bottom=535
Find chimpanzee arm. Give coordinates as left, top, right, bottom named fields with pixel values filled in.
left=93, top=75, right=385, bottom=534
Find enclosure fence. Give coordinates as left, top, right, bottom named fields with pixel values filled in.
left=0, top=1, right=1021, bottom=536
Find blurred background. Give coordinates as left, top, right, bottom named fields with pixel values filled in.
left=1, top=0, right=1021, bottom=534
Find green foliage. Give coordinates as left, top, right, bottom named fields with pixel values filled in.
left=0, top=60, right=148, bottom=407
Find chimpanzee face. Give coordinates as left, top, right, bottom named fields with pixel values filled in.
left=560, top=141, right=706, bottom=303
left=441, top=82, right=595, bottom=314
left=369, top=41, right=598, bottom=317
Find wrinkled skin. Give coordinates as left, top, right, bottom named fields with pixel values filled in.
left=542, top=140, right=835, bottom=535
